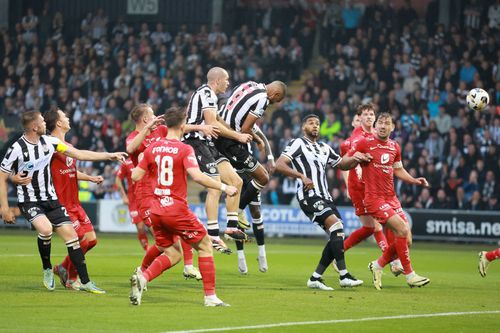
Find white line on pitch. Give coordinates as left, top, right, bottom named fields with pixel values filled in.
left=161, top=310, right=500, bottom=333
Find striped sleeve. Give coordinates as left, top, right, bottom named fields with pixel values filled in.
left=281, top=139, right=302, bottom=161
left=44, top=135, right=68, bottom=153
left=249, top=93, right=269, bottom=118
left=200, top=89, right=218, bottom=109
left=0, top=144, right=20, bottom=174
left=326, top=144, right=342, bottom=168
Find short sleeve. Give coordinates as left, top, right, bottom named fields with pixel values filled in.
left=281, top=139, right=302, bottom=161
left=183, top=145, right=199, bottom=169
left=348, top=137, right=366, bottom=155
left=249, top=94, right=269, bottom=118
left=117, top=163, right=126, bottom=179
left=393, top=143, right=403, bottom=169
left=137, top=147, right=152, bottom=171
left=340, top=139, right=350, bottom=156
left=44, top=135, right=68, bottom=152
left=0, top=144, right=20, bottom=174
left=200, top=89, right=218, bottom=109
left=326, top=144, right=342, bottom=168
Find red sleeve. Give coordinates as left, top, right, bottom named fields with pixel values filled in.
left=137, top=147, right=152, bottom=171
left=116, top=163, right=126, bottom=179
left=183, top=145, right=199, bottom=169
left=348, top=137, right=366, bottom=156
left=160, top=125, right=168, bottom=137
left=395, top=142, right=402, bottom=163
left=125, top=131, right=137, bottom=147
left=340, top=139, right=350, bottom=156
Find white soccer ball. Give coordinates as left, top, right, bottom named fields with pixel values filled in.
left=466, top=88, right=489, bottom=111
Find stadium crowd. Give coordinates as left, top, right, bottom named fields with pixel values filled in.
left=1, top=0, right=499, bottom=211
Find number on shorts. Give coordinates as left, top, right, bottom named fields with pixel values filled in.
left=61, top=207, right=69, bottom=217
left=155, top=155, right=174, bottom=186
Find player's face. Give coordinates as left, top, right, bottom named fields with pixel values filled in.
left=144, top=108, right=156, bottom=129
left=57, top=110, right=71, bottom=131
left=35, top=114, right=46, bottom=135
left=217, top=71, right=229, bottom=94
left=303, top=118, right=320, bottom=139
left=360, top=109, right=375, bottom=129
left=374, top=116, right=394, bottom=140
left=352, top=114, right=361, bottom=128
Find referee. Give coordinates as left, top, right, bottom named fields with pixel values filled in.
left=0, top=110, right=126, bottom=293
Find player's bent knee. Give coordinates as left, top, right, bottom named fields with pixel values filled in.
left=328, top=220, right=344, bottom=233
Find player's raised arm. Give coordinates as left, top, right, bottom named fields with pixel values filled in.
left=127, top=115, right=164, bottom=154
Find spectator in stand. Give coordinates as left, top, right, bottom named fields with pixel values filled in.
left=431, top=189, right=452, bottom=209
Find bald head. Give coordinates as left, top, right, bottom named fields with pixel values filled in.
left=266, top=81, right=287, bottom=104
left=207, top=67, right=229, bottom=94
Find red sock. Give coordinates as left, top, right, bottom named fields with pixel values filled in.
left=181, top=239, right=193, bottom=265
left=377, top=242, right=397, bottom=268
left=485, top=248, right=500, bottom=261
left=394, top=236, right=413, bottom=274
left=344, top=226, right=374, bottom=251
left=66, top=238, right=89, bottom=280
left=198, top=256, right=216, bottom=296
left=385, top=228, right=395, bottom=245
left=141, top=245, right=162, bottom=271
left=143, top=254, right=172, bottom=282
left=137, top=231, right=149, bottom=251
left=373, top=230, right=388, bottom=252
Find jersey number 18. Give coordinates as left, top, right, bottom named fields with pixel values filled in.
left=155, top=155, right=174, bottom=186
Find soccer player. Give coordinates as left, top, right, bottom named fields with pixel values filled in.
left=129, top=106, right=237, bottom=306
left=45, top=109, right=104, bottom=289
left=275, top=114, right=370, bottom=290
left=216, top=80, right=286, bottom=238
left=0, top=111, right=126, bottom=293
left=126, top=103, right=217, bottom=280
left=235, top=125, right=274, bottom=274
left=115, top=158, right=148, bottom=250
left=349, top=111, right=430, bottom=289
left=340, top=104, right=403, bottom=275
left=184, top=67, right=253, bottom=247
left=479, top=248, right=500, bottom=277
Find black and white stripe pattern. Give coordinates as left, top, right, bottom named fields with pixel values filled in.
left=0, top=135, right=60, bottom=203
left=281, top=137, right=342, bottom=201
left=219, top=81, right=269, bottom=131
left=184, top=84, right=218, bottom=140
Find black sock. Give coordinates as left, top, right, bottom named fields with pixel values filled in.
left=66, top=238, right=90, bottom=284
left=239, top=181, right=263, bottom=210
left=37, top=233, right=52, bottom=270
left=226, top=212, right=238, bottom=229
left=311, top=241, right=334, bottom=280
left=236, top=233, right=244, bottom=251
left=207, top=220, right=219, bottom=237
left=252, top=218, right=265, bottom=246
left=329, top=229, right=346, bottom=271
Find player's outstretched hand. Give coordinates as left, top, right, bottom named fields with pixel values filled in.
left=301, top=176, right=314, bottom=191
left=9, top=173, right=32, bottom=186
left=416, top=177, right=429, bottom=187
left=201, top=125, right=220, bottom=139
left=109, top=152, right=128, bottom=162
left=237, top=133, right=253, bottom=144
left=224, top=185, right=238, bottom=197
left=90, top=176, right=104, bottom=184
left=147, top=116, right=165, bottom=129
left=1, top=207, right=15, bottom=224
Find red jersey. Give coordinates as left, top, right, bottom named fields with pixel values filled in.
left=50, top=143, right=80, bottom=209
left=340, top=127, right=371, bottom=193
left=137, top=138, right=199, bottom=214
left=126, top=125, right=168, bottom=200
left=116, top=159, right=137, bottom=205
left=350, top=136, right=402, bottom=199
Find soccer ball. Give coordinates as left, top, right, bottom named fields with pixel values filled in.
left=466, top=88, right=489, bottom=111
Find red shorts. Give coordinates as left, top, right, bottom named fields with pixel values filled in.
left=349, top=189, right=368, bottom=216
left=364, top=196, right=407, bottom=224
left=138, top=199, right=152, bottom=227
left=149, top=208, right=207, bottom=248
left=67, top=205, right=94, bottom=239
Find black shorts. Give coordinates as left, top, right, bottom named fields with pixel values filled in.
left=18, top=200, right=72, bottom=227
left=184, top=138, right=228, bottom=176
left=299, top=196, right=341, bottom=229
left=214, top=137, right=259, bottom=173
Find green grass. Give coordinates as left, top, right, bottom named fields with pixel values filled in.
left=0, top=230, right=498, bottom=333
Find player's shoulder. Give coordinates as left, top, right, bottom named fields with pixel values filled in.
left=126, top=130, right=139, bottom=143
left=42, top=134, right=60, bottom=145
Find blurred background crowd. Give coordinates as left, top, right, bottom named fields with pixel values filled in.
left=1, top=0, right=499, bottom=210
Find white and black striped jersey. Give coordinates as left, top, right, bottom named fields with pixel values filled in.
left=281, top=137, right=342, bottom=201
left=184, top=84, right=218, bottom=140
left=219, top=81, right=269, bottom=131
left=0, top=135, right=64, bottom=203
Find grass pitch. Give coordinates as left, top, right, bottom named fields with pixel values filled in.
left=0, top=230, right=498, bottom=333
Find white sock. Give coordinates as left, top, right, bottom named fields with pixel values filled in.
left=258, top=245, right=266, bottom=257
left=372, top=261, right=383, bottom=270
left=312, top=272, right=322, bottom=279
left=205, top=294, right=218, bottom=300
left=405, top=271, right=416, bottom=280
left=391, top=259, right=402, bottom=266
left=237, top=250, right=245, bottom=259
left=184, top=264, right=193, bottom=269
left=339, top=269, right=348, bottom=276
